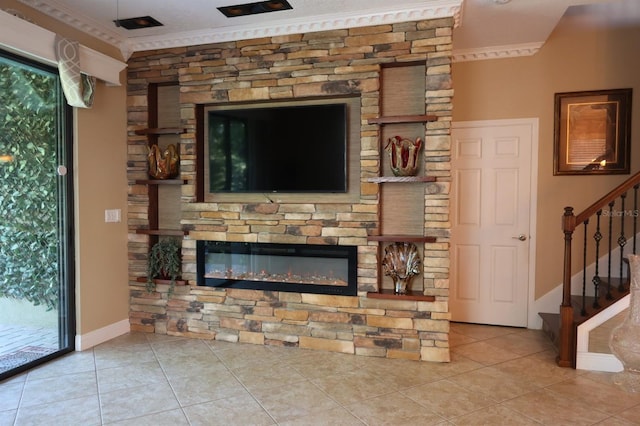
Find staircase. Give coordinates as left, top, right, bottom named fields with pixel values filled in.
left=540, top=171, right=640, bottom=368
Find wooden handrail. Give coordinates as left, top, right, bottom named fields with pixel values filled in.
left=558, top=169, right=640, bottom=367
left=565, top=170, right=640, bottom=232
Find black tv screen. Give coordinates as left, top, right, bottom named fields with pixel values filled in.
left=206, top=103, right=347, bottom=193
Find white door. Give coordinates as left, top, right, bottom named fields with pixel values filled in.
left=450, top=119, right=536, bottom=327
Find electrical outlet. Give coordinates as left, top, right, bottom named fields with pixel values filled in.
left=105, top=209, right=121, bottom=223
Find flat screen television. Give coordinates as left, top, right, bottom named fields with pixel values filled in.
left=204, top=102, right=348, bottom=193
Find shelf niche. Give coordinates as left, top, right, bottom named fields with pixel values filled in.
left=372, top=62, right=432, bottom=296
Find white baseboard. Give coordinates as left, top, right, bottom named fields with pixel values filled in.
left=529, top=284, right=563, bottom=329
left=576, top=351, right=623, bottom=372
left=575, top=294, right=628, bottom=372
left=75, top=318, right=130, bottom=351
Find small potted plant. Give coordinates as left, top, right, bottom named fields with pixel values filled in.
left=146, top=237, right=182, bottom=295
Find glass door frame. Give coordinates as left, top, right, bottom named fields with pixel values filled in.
left=0, top=49, right=75, bottom=381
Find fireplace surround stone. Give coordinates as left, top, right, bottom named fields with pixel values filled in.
left=127, top=17, right=453, bottom=362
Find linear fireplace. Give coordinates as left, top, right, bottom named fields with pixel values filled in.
left=196, top=241, right=358, bottom=296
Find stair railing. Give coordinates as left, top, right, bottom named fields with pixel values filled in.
left=558, top=171, right=640, bottom=367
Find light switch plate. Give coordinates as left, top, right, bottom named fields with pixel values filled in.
left=105, top=209, right=121, bottom=223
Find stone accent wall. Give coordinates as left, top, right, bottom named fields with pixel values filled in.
left=127, top=18, right=453, bottom=362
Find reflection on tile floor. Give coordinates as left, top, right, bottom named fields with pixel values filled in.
left=1, top=323, right=640, bottom=425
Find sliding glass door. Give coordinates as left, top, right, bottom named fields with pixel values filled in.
left=0, top=50, right=74, bottom=380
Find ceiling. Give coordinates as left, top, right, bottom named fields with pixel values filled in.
left=11, top=0, right=640, bottom=61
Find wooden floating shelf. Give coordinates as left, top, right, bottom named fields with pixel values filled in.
left=135, top=179, right=186, bottom=185
left=136, top=277, right=188, bottom=286
left=135, top=229, right=188, bottom=236
left=367, top=235, right=437, bottom=243
left=367, top=114, right=437, bottom=125
left=367, top=289, right=435, bottom=301
left=367, top=176, right=436, bottom=183
left=134, top=127, right=186, bottom=135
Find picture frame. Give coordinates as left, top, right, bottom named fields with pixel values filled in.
left=553, top=88, right=632, bottom=175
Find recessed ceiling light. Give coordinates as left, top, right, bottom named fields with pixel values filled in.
left=218, top=0, right=293, bottom=18
left=114, top=15, right=163, bottom=30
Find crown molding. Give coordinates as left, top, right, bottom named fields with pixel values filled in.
left=19, top=0, right=462, bottom=59
left=452, top=41, right=544, bottom=62
left=0, top=8, right=125, bottom=85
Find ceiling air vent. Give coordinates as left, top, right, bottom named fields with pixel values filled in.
left=114, top=16, right=163, bottom=30
left=218, top=0, right=293, bottom=18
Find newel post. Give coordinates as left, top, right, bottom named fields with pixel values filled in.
left=558, top=206, right=576, bottom=367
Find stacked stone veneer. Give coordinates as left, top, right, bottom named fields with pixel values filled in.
left=127, top=18, right=453, bottom=362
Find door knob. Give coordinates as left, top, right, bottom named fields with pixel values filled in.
left=512, top=234, right=527, bottom=241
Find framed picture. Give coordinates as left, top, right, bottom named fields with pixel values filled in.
left=554, top=88, right=632, bottom=175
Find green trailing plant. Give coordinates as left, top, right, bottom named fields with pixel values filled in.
left=146, top=237, right=182, bottom=295
left=0, top=56, right=61, bottom=310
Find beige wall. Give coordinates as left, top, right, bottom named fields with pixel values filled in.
left=4, top=1, right=129, bottom=337
left=75, top=83, right=128, bottom=334
left=452, top=14, right=640, bottom=298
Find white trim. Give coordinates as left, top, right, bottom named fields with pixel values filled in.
left=17, top=0, right=462, bottom=57
left=0, top=9, right=125, bottom=86
left=451, top=118, right=539, bottom=329
left=75, top=318, right=130, bottom=351
left=576, top=351, right=623, bottom=372
left=452, top=42, right=544, bottom=63
left=575, top=294, right=627, bottom=372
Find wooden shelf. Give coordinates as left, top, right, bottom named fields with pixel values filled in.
left=367, top=235, right=436, bottom=243
left=367, top=114, right=437, bottom=125
left=367, top=289, right=435, bottom=301
left=136, top=277, right=188, bottom=286
left=134, top=127, right=185, bottom=135
left=135, top=179, right=186, bottom=185
left=367, top=176, right=436, bottom=183
left=135, top=229, right=188, bottom=236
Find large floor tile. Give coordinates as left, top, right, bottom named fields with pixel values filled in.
left=345, top=391, right=445, bottom=425
left=447, top=365, right=540, bottom=402
left=0, top=410, right=16, bottom=426
left=169, top=369, right=247, bottom=407
left=14, top=395, right=101, bottom=426
left=448, top=404, right=541, bottom=425
left=546, top=375, right=640, bottom=415
left=402, top=379, right=495, bottom=419
left=503, top=388, right=610, bottom=425
left=451, top=340, right=522, bottom=366
left=96, top=360, right=166, bottom=394
left=311, top=370, right=392, bottom=406
left=251, top=380, right=341, bottom=424
left=19, top=370, right=98, bottom=408
left=107, top=408, right=190, bottom=426
left=0, top=381, right=24, bottom=412
left=99, top=381, right=180, bottom=424
left=183, top=393, right=276, bottom=425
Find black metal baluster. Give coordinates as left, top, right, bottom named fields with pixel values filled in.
left=607, top=200, right=614, bottom=300
left=592, top=210, right=602, bottom=309
left=581, top=220, right=589, bottom=316
left=618, top=193, right=628, bottom=292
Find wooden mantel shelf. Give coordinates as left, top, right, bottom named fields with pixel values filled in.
left=135, top=178, right=186, bottom=185
left=134, top=127, right=185, bottom=135
left=367, top=114, right=437, bottom=125
left=367, top=176, right=436, bottom=183
left=136, top=277, right=188, bottom=286
left=367, top=289, right=435, bottom=301
left=135, top=229, right=188, bottom=236
left=367, top=235, right=437, bottom=243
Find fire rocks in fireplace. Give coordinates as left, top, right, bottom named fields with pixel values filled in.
left=196, top=241, right=357, bottom=296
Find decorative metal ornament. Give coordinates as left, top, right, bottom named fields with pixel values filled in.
left=148, top=144, right=179, bottom=179
left=382, top=242, right=421, bottom=294
left=385, top=136, right=422, bottom=176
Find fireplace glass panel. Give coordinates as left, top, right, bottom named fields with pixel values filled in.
left=197, top=241, right=357, bottom=296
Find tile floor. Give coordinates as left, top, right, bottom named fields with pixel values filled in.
left=1, top=323, right=640, bottom=425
